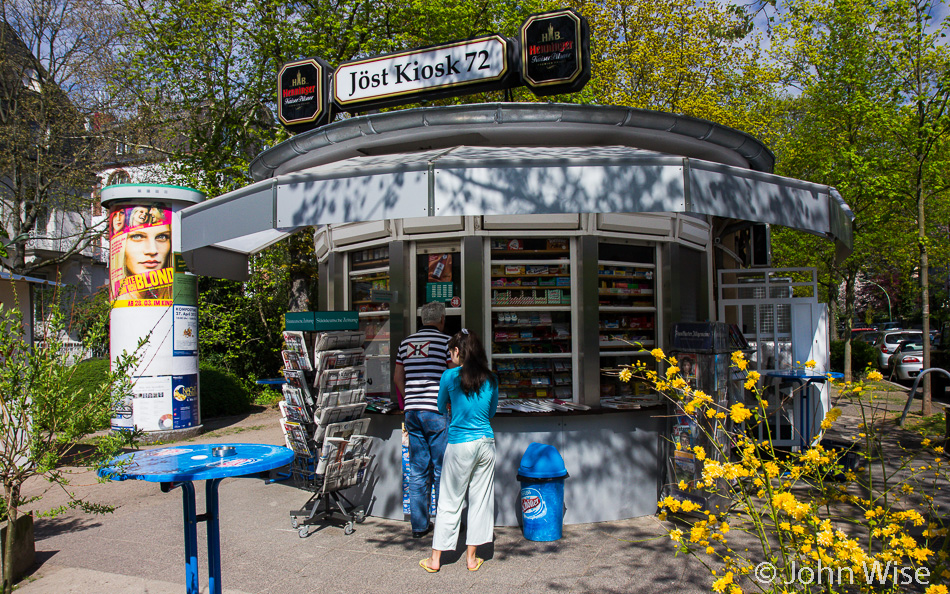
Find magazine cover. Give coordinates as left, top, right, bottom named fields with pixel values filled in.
left=282, top=385, right=306, bottom=409
left=281, top=420, right=312, bottom=457
left=283, top=370, right=313, bottom=405
left=672, top=450, right=697, bottom=488
left=279, top=400, right=311, bottom=424
left=283, top=330, right=311, bottom=360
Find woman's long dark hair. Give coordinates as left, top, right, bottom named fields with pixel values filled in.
left=447, top=329, right=497, bottom=396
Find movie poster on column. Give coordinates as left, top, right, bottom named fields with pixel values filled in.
left=109, top=205, right=174, bottom=308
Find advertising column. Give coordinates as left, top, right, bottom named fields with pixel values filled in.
left=102, top=184, right=204, bottom=437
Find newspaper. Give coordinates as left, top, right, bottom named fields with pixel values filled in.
left=312, top=403, right=368, bottom=441
left=314, top=366, right=365, bottom=392
left=313, top=331, right=365, bottom=352
left=314, top=349, right=365, bottom=373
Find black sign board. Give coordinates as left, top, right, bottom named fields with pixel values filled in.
left=278, top=57, right=331, bottom=133
left=520, top=9, right=590, bottom=96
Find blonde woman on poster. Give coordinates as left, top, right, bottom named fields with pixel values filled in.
left=112, top=207, right=174, bottom=303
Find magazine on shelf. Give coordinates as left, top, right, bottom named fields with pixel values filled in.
left=279, top=400, right=311, bottom=424
left=315, top=348, right=366, bottom=373
left=282, top=384, right=307, bottom=409
left=281, top=420, right=312, bottom=457
left=313, top=331, right=365, bottom=352
left=283, top=330, right=311, bottom=361
left=282, top=349, right=312, bottom=372
left=282, top=370, right=313, bottom=405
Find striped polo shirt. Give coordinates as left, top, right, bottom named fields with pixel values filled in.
left=396, top=326, right=450, bottom=412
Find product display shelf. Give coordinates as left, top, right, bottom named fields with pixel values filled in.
left=280, top=330, right=373, bottom=537
left=597, top=259, right=656, bottom=356
left=489, top=237, right=574, bottom=402
left=350, top=247, right=391, bottom=397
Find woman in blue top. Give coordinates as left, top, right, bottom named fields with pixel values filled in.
left=420, top=329, right=498, bottom=573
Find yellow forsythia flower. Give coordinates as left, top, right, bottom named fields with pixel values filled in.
left=867, top=370, right=883, bottom=381
left=618, top=368, right=632, bottom=382
left=730, top=403, right=753, bottom=423
left=712, top=571, right=734, bottom=593
left=924, top=585, right=948, bottom=594
left=804, top=359, right=816, bottom=368
left=651, top=348, right=665, bottom=361
left=744, top=371, right=760, bottom=390
left=693, top=446, right=707, bottom=461
left=670, top=529, right=683, bottom=542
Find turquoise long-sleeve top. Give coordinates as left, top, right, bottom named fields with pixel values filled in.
left=437, top=366, right=498, bottom=444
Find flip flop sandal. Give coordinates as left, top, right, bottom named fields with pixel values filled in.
left=420, top=558, right=440, bottom=573
left=468, top=557, right=485, bottom=572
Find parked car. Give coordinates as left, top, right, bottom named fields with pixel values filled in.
left=887, top=339, right=924, bottom=382
left=854, top=331, right=881, bottom=345
left=878, top=321, right=902, bottom=331
left=874, top=330, right=923, bottom=370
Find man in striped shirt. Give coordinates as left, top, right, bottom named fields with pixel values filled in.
left=394, top=301, right=451, bottom=538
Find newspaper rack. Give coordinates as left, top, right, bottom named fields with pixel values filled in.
left=280, top=328, right=373, bottom=537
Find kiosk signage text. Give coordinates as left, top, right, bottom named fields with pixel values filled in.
left=335, top=36, right=511, bottom=110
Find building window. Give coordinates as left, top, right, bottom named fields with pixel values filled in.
left=107, top=171, right=131, bottom=186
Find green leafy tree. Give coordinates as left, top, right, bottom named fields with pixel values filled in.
left=573, top=0, right=783, bottom=138
left=0, top=298, right=139, bottom=593
left=874, top=0, right=950, bottom=415
left=769, top=0, right=903, bottom=380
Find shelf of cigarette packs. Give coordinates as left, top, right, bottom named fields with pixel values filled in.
left=279, top=330, right=373, bottom=497
left=489, top=238, right=573, bottom=400
left=350, top=246, right=391, bottom=397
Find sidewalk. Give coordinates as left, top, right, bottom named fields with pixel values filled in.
left=15, top=407, right=706, bottom=594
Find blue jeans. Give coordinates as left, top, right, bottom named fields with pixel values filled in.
left=405, top=410, right=448, bottom=532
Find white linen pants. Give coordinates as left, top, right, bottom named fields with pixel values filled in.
left=432, top=437, right=495, bottom=550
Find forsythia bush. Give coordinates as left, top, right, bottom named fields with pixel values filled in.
left=619, top=349, right=949, bottom=594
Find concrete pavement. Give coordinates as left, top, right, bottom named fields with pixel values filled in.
left=15, top=407, right=706, bottom=594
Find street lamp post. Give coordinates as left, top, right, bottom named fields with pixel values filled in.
left=864, top=279, right=893, bottom=323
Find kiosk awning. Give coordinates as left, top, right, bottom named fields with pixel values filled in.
left=180, top=144, right=853, bottom=280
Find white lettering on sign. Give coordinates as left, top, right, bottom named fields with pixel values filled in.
left=334, top=36, right=509, bottom=106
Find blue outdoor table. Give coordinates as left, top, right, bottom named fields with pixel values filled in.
left=765, top=370, right=844, bottom=449
left=99, top=443, right=294, bottom=594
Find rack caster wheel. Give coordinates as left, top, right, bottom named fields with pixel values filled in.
left=298, top=527, right=310, bottom=538
left=355, top=509, right=366, bottom=524
left=291, top=517, right=299, bottom=529
left=344, top=522, right=355, bottom=535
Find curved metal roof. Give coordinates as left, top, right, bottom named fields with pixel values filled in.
left=250, top=103, right=775, bottom=179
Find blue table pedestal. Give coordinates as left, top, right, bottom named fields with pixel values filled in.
left=162, top=478, right=224, bottom=594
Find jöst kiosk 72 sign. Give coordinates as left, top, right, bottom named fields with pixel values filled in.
left=333, top=35, right=513, bottom=111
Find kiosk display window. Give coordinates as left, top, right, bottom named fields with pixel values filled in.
left=489, top=237, right=573, bottom=400
left=349, top=246, right=390, bottom=396
left=599, top=242, right=657, bottom=398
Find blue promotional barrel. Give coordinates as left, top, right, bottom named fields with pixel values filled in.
left=518, top=443, right=569, bottom=542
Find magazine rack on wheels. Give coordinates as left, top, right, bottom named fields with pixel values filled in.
left=280, top=325, right=373, bottom=537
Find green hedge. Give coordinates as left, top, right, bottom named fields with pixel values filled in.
left=66, top=358, right=111, bottom=396
left=65, top=359, right=252, bottom=421
left=830, top=340, right=879, bottom=375
left=199, top=362, right=254, bottom=419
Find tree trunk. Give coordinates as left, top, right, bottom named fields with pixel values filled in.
left=3, top=485, right=18, bottom=594
left=843, top=272, right=857, bottom=382
left=920, top=186, right=932, bottom=417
